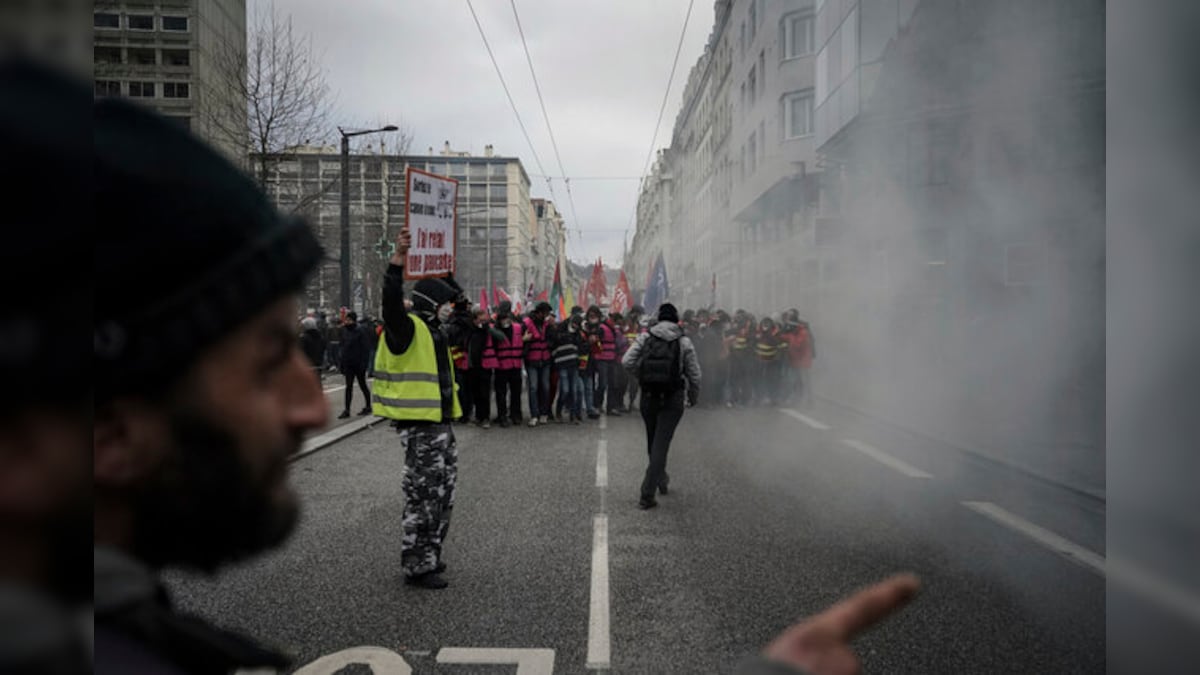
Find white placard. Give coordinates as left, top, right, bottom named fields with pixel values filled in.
left=404, top=167, right=457, bottom=279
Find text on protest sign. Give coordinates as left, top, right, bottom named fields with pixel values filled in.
left=404, top=167, right=458, bottom=279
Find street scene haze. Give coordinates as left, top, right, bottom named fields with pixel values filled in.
left=40, top=0, right=1195, bottom=673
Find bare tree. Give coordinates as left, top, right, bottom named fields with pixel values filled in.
left=208, top=3, right=333, bottom=190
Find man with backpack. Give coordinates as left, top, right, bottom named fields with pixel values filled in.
left=621, top=303, right=701, bottom=510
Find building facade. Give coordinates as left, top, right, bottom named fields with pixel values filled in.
left=93, top=0, right=247, bottom=164
left=531, top=199, right=568, bottom=295
left=813, top=0, right=1104, bottom=490
left=258, top=147, right=543, bottom=316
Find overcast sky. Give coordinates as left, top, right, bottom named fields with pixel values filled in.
left=254, top=0, right=715, bottom=267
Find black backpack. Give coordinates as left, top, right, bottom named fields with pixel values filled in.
left=639, top=335, right=682, bottom=391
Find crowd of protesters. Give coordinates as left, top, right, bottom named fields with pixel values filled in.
left=304, top=298, right=818, bottom=427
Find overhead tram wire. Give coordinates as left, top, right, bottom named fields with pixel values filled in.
left=465, top=0, right=558, bottom=205
left=509, top=0, right=584, bottom=242
left=624, top=0, right=696, bottom=252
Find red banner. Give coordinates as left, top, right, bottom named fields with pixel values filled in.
left=611, top=270, right=632, bottom=315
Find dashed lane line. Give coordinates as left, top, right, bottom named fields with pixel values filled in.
left=780, top=408, right=831, bottom=430
left=839, top=438, right=933, bottom=478
left=586, top=514, right=611, bottom=670
left=962, top=500, right=1103, bottom=574
left=596, top=440, right=608, bottom=488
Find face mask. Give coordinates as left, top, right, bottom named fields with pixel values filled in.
left=437, top=303, right=452, bottom=322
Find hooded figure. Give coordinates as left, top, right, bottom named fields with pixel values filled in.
left=621, top=303, right=701, bottom=509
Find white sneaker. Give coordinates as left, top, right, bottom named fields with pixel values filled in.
left=539, top=415, right=549, bottom=424
left=528, top=417, right=538, bottom=427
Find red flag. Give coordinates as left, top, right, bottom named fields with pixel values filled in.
left=590, top=258, right=608, bottom=305
left=536, top=289, right=549, bottom=302
left=494, top=284, right=512, bottom=309
left=611, top=270, right=633, bottom=315
left=479, top=288, right=490, bottom=314
left=579, top=280, right=589, bottom=308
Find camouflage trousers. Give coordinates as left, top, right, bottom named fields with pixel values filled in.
left=399, top=423, right=458, bottom=577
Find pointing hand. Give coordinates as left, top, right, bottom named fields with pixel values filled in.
left=761, top=574, right=920, bottom=675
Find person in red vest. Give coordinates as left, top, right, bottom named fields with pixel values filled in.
left=585, top=305, right=622, bottom=417
left=522, top=301, right=554, bottom=426
left=490, top=302, right=524, bottom=427
left=779, top=308, right=816, bottom=408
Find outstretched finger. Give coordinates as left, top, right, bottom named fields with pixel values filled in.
left=819, top=574, right=921, bottom=641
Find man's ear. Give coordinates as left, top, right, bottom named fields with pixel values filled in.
left=94, top=399, right=169, bottom=488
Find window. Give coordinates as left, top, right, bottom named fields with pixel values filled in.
left=747, top=65, right=756, bottom=103
left=163, top=82, right=189, bottom=99
left=94, top=13, right=119, bottom=29
left=94, top=46, right=122, bottom=64
left=784, top=12, right=815, bottom=58
left=489, top=184, right=507, bottom=201
left=758, top=51, right=765, bottom=98
left=128, top=81, right=155, bottom=97
left=739, top=21, right=746, bottom=56
left=163, top=49, right=190, bottom=66
left=784, top=90, right=814, bottom=138
left=748, top=131, right=757, bottom=175
left=489, top=162, right=507, bottom=178
left=128, top=48, right=156, bottom=65
left=94, top=80, right=121, bottom=97
left=749, top=1, right=757, bottom=41
left=161, top=16, right=189, bottom=32
left=127, top=15, right=154, bottom=31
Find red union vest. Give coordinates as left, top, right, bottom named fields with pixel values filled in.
left=596, top=323, right=616, bottom=361
left=494, top=322, right=523, bottom=370
left=522, top=317, right=551, bottom=363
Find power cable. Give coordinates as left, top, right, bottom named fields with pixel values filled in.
left=465, top=0, right=557, bottom=205
left=624, top=0, right=696, bottom=260
left=509, top=0, right=584, bottom=241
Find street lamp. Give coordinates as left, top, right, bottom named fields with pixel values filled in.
left=339, top=124, right=399, bottom=310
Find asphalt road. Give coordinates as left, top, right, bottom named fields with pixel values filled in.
left=166, top=399, right=1108, bottom=674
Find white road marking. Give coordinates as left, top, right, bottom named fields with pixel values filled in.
left=587, top=514, right=611, bottom=669
left=291, top=646, right=412, bottom=674
left=596, top=440, right=608, bottom=488
left=599, top=415, right=608, bottom=430
left=963, top=501, right=1103, bottom=573
left=323, top=385, right=345, bottom=394
left=839, top=439, right=933, bottom=478
left=780, top=408, right=830, bottom=430
left=436, top=648, right=555, bottom=675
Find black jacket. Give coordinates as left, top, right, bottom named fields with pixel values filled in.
left=338, top=322, right=372, bottom=373
left=298, top=328, right=325, bottom=368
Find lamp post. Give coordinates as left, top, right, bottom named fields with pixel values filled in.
left=339, top=124, right=398, bottom=310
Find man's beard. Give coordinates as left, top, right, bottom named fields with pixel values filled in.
left=129, top=411, right=301, bottom=573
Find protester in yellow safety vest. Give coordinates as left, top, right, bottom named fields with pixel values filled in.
left=375, top=228, right=464, bottom=590
left=754, top=317, right=784, bottom=405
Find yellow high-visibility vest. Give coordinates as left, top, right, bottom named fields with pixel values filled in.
left=372, top=315, right=462, bottom=422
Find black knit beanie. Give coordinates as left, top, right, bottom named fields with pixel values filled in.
left=0, top=60, right=90, bottom=410
left=658, top=303, right=680, bottom=323
left=95, top=97, right=323, bottom=400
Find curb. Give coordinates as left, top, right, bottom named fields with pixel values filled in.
left=290, top=416, right=386, bottom=463
left=814, top=395, right=1106, bottom=504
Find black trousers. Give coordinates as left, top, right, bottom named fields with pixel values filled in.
left=639, top=389, right=686, bottom=500
left=468, top=367, right=492, bottom=423
left=343, top=369, right=371, bottom=412
left=493, top=368, right=523, bottom=422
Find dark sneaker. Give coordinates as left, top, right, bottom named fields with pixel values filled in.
left=638, top=498, right=658, bottom=510
left=606, top=409, right=622, bottom=417
left=358, top=407, right=372, bottom=416
left=405, top=572, right=448, bottom=589
left=480, top=419, right=491, bottom=429
left=658, top=481, right=669, bottom=496
left=587, top=411, right=600, bottom=419
left=337, top=410, right=350, bottom=419
left=499, top=418, right=512, bottom=428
